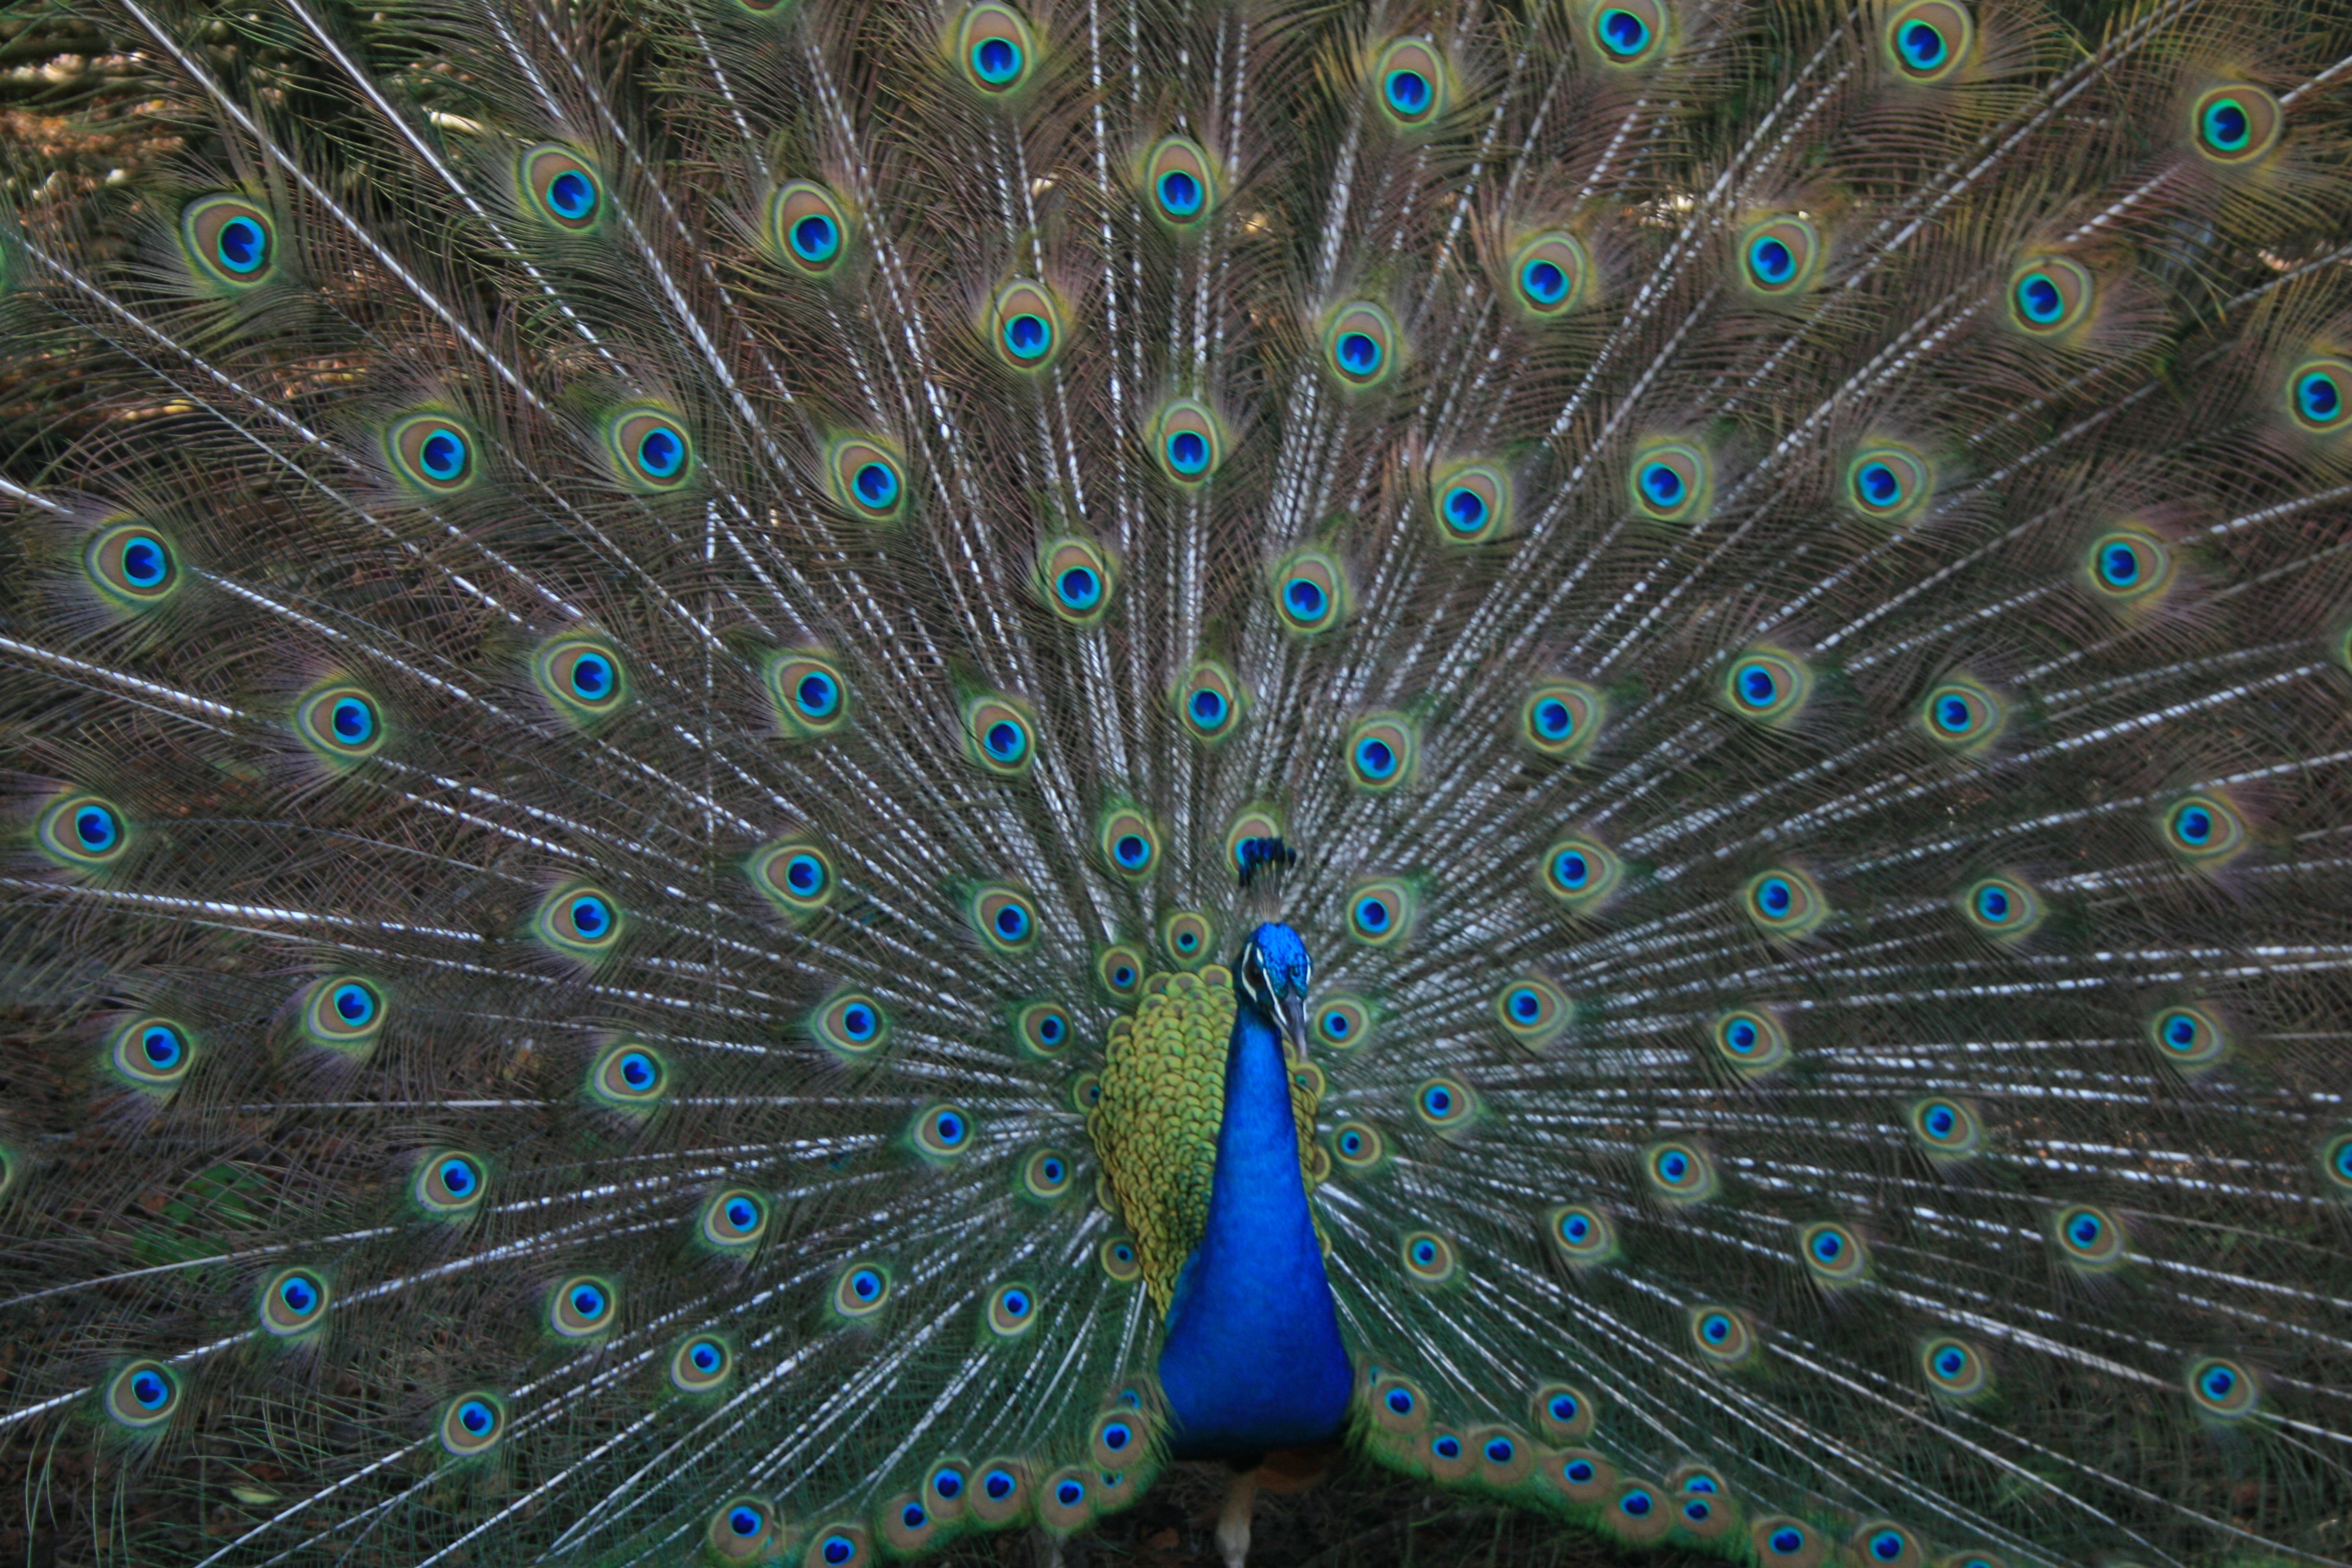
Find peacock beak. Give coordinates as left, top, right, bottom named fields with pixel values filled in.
left=1279, top=993, right=1310, bottom=1065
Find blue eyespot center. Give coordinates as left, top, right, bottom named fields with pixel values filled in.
left=122, top=536, right=169, bottom=586
left=333, top=983, right=376, bottom=1025
left=1057, top=566, right=1100, bottom=607
left=792, top=214, right=838, bottom=261
left=1386, top=1388, right=1414, bottom=1414
left=1285, top=578, right=1327, bottom=618
left=842, top=1004, right=876, bottom=1039
left=2177, top=806, right=2212, bottom=843
left=902, top=1503, right=927, bottom=1529
left=331, top=696, right=373, bottom=743
left=1357, top=897, right=1390, bottom=932
left=216, top=216, right=267, bottom=272
left=1549, top=1394, right=1578, bottom=1419
left=1937, top=695, right=1970, bottom=731
left=636, top=426, right=684, bottom=479
left=1900, top=21, right=1945, bottom=65
left=1423, top=1085, right=1454, bottom=1116
left=1935, top=1347, right=1966, bottom=1377
left=572, top=1285, right=604, bottom=1316
left=1336, top=332, right=1381, bottom=374
left=2069, top=1214, right=2102, bottom=1246
left=74, top=804, right=119, bottom=851
left=1771, top=1528, right=1805, bottom=1554
left=1660, top=1152, right=1690, bottom=1181
left=1871, top=1530, right=1905, bottom=1561
left=1534, top=699, right=1572, bottom=738
left=1640, top=462, right=1684, bottom=505
left=419, top=430, right=466, bottom=480
left=995, top=906, right=1027, bottom=939
left=1599, top=8, right=1650, bottom=53
left=1168, top=429, right=1209, bottom=472
left=1433, top=1435, right=1461, bottom=1459
left=1039, top=1014, right=1065, bottom=1042
left=1324, top=1010, right=1350, bottom=1037
left=983, top=720, right=1024, bottom=760
left=2102, top=543, right=2140, bottom=585
left=440, top=1158, right=475, bottom=1195
left=1926, top=1105, right=1958, bottom=1137
left=1384, top=69, right=1431, bottom=115
left=1486, top=1437, right=1514, bottom=1462
left=1522, top=259, right=1567, bottom=304
left=1442, top=486, right=1488, bottom=532
left=2301, top=372, right=2342, bottom=420
left=797, top=672, right=838, bottom=716
left=1566, top=1459, right=1595, bottom=1481
left=727, top=1198, right=758, bottom=1228
left=140, top=1025, right=182, bottom=1067
left=854, top=461, right=898, bottom=507
left=1813, top=1231, right=1843, bottom=1259
left=1189, top=688, right=1226, bottom=725
left=281, top=1276, right=316, bottom=1312
left=1158, top=169, right=1202, bottom=216
left=1750, top=237, right=1794, bottom=283
left=1563, top=1214, right=1590, bottom=1241
left=1004, top=312, right=1051, bottom=359
left=570, top=895, right=610, bottom=937
left=973, top=38, right=1021, bottom=83
left=730, top=1506, right=763, bottom=1537
left=459, top=1399, right=493, bottom=1433
left=1621, top=1489, right=1653, bottom=1517
left=1738, top=665, right=1777, bottom=706
left=984, top=1469, right=1015, bottom=1500
left=1055, top=1480, right=1083, bottom=1506
left=1356, top=737, right=1396, bottom=777
left=1858, top=461, right=1900, bottom=505
left=1978, top=886, right=2010, bottom=921
left=548, top=170, right=596, bottom=220
left=936, top=1112, right=967, bottom=1144
left=1114, top=834, right=1149, bottom=867
left=1758, top=877, right=1793, bottom=916
left=571, top=655, right=612, bottom=698
left=1725, top=1019, right=1759, bottom=1053
left=2204, top=100, right=2249, bottom=149
left=785, top=854, right=822, bottom=893
left=2018, top=273, right=2063, bottom=322
left=1556, top=851, right=1590, bottom=887
left=692, top=1342, right=722, bottom=1371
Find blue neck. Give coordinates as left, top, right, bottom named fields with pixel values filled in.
left=1155, top=1005, right=1353, bottom=1460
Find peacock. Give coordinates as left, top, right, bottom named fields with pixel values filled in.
left=4, top=0, right=2352, bottom=1563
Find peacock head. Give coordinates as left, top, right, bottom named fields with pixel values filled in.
left=1236, top=923, right=1313, bottom=1063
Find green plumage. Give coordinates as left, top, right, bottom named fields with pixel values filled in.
left=4, top=0, right=2352, bottom=1563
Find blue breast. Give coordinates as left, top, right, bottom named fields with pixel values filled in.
left=1154, top=1005, right=1354, bottom=1460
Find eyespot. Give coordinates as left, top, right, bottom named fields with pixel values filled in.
left=181, top=194, right=275, bottom=287
left=1099, top=1234, right=1143, bottom=1281
left=2190, top=84, right=2281, bottom=165
left=1470, top=1425, right=1535, bottom=1487
left=766, top=652, right=851, bottom=737
left=1330, top=1120, right=1385, bottom=1172
left=1884, top=0, right=1973, bottom=80
left=1144, top=137, right=1217, bottom=227
left=1315, top=995, right=1370, bottom=1050
left=958, top=2, right=1036, bottom=94
left=1854, top=1523, right=1921, bottom=1568
left=2008, top=255, right=2093, bottom=336
left=292, top=684, right=386, bottom=765
left=1609, top=1480, right=1671, bottom=1542
left=1368, top=1374, right=1428, bottom=1434
left=748, top=839, right=835, bottom=921
left=1549, top=1203, right=1617, bottom=1265
left=1015, top=1001, right=1073, bottom=1057
left=705, top=1497, right=780, bottom=1563
left=1015, top=1148, right=1073, bottom=1202
left=609, top=409, right=693, bottom=491
left=970, top=1460, right=1030, bottom=1525
left=1846, top=443, right=1931, bottom=524
left=1399, top=1229, right=1457, bottom=1284
left=106, top=1361, right=180, bottom=1430
left=298, top=975, right=387, bottom=1056
left=812, top=992, right=890, bottom=1059
left=984, top=1281, right=1036, bottom=1337
left=1740, top=215, right=1821, bottom=295
left=387, top=412, right=477, bottom=494
left=2083, top=525, right=2174, bottom=609
left=2184, top=1354, right=2259, bottom=1419
left=1271, top=547, right=1348, bottom=634
left=549, top=1275, right=617, bottom=1338
left=2138, top=1003, right=2227, bottom=1077
left=924, top=1461, right=973, bottom=1521
left=829, top=436, right=907, bottom=522
left=701, top=1188, right=769, bottom=1249
left=536, top=883, right=624, bottom=962
left=1919, top=676, right=2004, bottom=751
left=1959, top=874, right=2042, bottom=940
left=533, top=635, right=628, bottom=725
left=771, top=180, right=850, bottom=276
left=2323, top=1132, right=2352, bottom=1195
left=36, top=792, right=129, bottom=871
left=1751, top=1518, right=1826, bottom=1568
left=913, top=1103, right=975, bottom=1160
left=1688, top=1307, right=1757, bottom=1367
left=1546, top=1448, right=1617, bottom=1503
left=1324, top=302, right=1399, bottom=389
left=1224, top=807, right=1286, bottom=874
left=829, top=1260, right=892, bottom=1320
left=1374, top=37, right=1448, bottom=128
left=522, top=145, right=602, bottom=230
left=1722, top=648, right=1809, bottom=725
left=1089, top=1408, right=1145, bottom=1470
left=1798, top=1221, right=1868, bottom=1285
left=1711, top=1008, right=1789, bottom=1077
left=260, top=1267, right=329, bottom=1337
left=1151, top=397, right=1226, bottom=489
left=1036, top=1466, right=1094, bottom=1532
left=1096, top=944, right=1145, bottom=999
left=1920, top=1336, right=1990, bottom=1399
left=1511, top=232, right=1589, bottom=318
left=1908, top=1097, right=1984, bottom=1160
left=83, top=521, right=180, bottom=612
left=110, top=1016, right=195, bottom=1091
left=2287, top=358, right=2352, bottom=434
left=1531, top=1383, right=1597, bottom=1442
left=1347, top=880, right=1414, bottom=947
left=1644, top=1140, right=1716, bottom=1202
left=589, top=1040, right=668, bottom=1109
left=1143, top=910, right=1209, bottom=972
left=1040, top=535, right=1114, bottom=624
left=1494, top=976, right=1570, bottom=1052
left=413, top=1151, right=488, bottom=1218
left=1097, top=807, right=1159, bottom=879
left=1590, top=0, right=1666, bottom=65
left=669, top=1333, right=734, bottom=1393
left=1431, top=461, right=1509, bottom=544
left=1070, top=1071, right=1102, bottom=1112
left=1523, top=681, right=1605, bottom=759
left=1345, top=714, right=1416, bottom=791
left=440, top=1401, right=503, bottom=1457
left=2161, top=792, right=2247, bottom=865
left=1413, top=1076, right=1474, bottom=1129
left=991, top=279, right=1063, bottom=370
left=2053, top=1203, right=2126, bottom=1269
left=1629, top=440, right=1708, bottom=523
left=1740, top=866, right=1827, bottom=938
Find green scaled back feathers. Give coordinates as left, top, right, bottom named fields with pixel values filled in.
left=3, top=0, right=2352, bottom=1563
